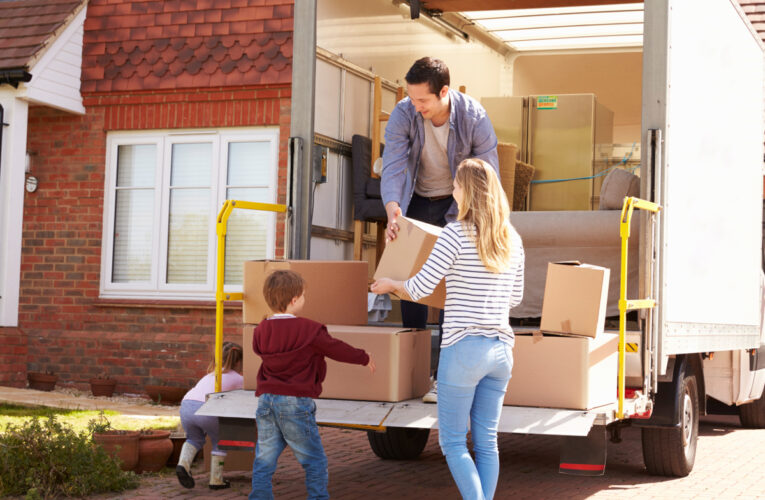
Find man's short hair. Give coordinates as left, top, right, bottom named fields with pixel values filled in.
left=263, top=270, right=306, bottom=313
left=405, top=57, right=450, bottom=96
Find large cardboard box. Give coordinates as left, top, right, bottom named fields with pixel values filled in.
left=540, top=262, right=609, bottom=338
left=504, top=333, right=618, bottom=409
left=373, top=216, right=446, bottom=309
left=243, top=325, right=431, bottom=402
left=243, top=260, right=368, bottom=325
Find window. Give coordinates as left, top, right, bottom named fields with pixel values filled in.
left=101, top=128, right=279, bottom=299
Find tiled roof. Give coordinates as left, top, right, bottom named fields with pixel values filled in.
left=81, top=0, right=293, bottom=93
left=0, top=0, right=85, bottom=71
left=739, top=0, right=765, bottom=42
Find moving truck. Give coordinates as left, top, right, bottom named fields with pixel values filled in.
left=199, top=0, right=765, bottom=477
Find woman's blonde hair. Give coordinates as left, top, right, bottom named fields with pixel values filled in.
left=207, top=341, right=243, bottom=373
left=455, top=158, right=512, bottom=273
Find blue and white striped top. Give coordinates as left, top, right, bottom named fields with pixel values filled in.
left=404, top=220, right=525, bottom=348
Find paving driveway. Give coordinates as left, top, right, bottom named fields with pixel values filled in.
left=112, top=413, right=765, bottom=499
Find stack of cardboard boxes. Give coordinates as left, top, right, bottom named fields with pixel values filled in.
left=374, top=217, right=619, bottom=411
left=505, top=262, right=619, bottom=409
left=241, top=260, right=431, bottom=402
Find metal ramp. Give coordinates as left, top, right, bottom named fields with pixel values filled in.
left=197, top=389, right=621, bottom=437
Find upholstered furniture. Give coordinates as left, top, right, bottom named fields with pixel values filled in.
left=511, top=168, right=641, bottom=318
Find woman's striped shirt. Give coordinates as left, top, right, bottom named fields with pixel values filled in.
left=404, top=220, right=525, bottom=348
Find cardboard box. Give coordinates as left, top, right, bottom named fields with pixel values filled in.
left=373, top=216, right=446, bottom=309
left=540, top=262, right=610, bottom=338
left=243, top=260, right=368, bottom=325
left=504, top=332, right=618, bottom=409
left=244, top=324, right=431, bottom=402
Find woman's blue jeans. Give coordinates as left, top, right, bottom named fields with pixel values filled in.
left=249, top=394, right=328, bottom=500
left=437, top=335, right=513, bottom=500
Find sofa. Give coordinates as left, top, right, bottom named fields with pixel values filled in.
left=510, top=168, right=641, bottom=318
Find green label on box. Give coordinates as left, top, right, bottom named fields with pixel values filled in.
left=537, top=95, right=558, bottom=110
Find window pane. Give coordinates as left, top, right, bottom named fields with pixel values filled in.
left=224, top=187, right=270, bottom=285
left=171, top=143, right=212, bottom=186
left=227, top=142, right=270, bottom=186
left=113, top=189, right=153, bottom=282
left=117, top=144, right=156, bottom=187
left=167, top=189, right=209, bottom=284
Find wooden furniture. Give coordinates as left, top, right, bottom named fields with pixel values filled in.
left=353, top=77, right=404, bottom=262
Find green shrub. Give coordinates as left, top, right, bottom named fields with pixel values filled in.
left=0, top=415, right=139, bottom=499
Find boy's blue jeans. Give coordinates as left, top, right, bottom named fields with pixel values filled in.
left=437, top=335, right=513, bottom=500
left=249, top=393, right=328, bottom=500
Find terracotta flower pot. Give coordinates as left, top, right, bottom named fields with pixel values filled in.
left=93, top=430, right=140, bottom=471
left=145, top=384, right=187, bottom=405
left=89, top=378, right=117, bottom=397
left=135, top=430, right=173, bottom=473
left=27, top=372, right=58, bottom=392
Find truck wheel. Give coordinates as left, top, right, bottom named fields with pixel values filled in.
left=739, top=392, right=765, bottom=428
left=367, top=427, right=430, bottom=460
left=641, top=374, right=699, bottom=477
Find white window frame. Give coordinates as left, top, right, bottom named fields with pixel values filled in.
left=100, top=127, right=279, bottom=300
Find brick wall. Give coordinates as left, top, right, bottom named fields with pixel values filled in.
left=11, top=86, right=291, bottom=394
left=0, top=328, right=27, bottom=387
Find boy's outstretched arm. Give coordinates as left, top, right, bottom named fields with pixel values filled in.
left=312, top=326, right=373, bottom=370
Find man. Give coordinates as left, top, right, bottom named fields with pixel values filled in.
left=381, top=57, right=499, bottom=402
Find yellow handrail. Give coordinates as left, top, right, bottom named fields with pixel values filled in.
left=618, top=196, right=660, bottom=419
left=215, top=200, right=287, bottom=392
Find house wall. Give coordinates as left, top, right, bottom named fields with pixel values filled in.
left=0, top=0, right=294, bottom=393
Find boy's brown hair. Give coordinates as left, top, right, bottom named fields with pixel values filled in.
left=263, top=270, right=306, bottom=313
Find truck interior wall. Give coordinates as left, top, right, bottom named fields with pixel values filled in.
left=310, top=50, right=398, bottom=260
left=512, top=52, right=643, bottom=143
left=317, top=0, right=510, bottom=98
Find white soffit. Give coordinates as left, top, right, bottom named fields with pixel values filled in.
left=461, top=2, right=643, bottom=52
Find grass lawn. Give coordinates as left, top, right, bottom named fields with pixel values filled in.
left=0, top=403, right=181, bottom=435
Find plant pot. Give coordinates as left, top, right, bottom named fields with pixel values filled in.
left=144, top=385, right=187, bottom=405
left=166, top=433, right=187, bottom=467
left=89, top=378, right=117, bottom=397
left=27, top=372, right=58, bottom=392
left=93, top=430, right=140, bottom=471
left=135, top=430, right=173, bottom=473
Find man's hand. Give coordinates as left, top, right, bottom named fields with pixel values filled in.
left=370, top=278, right=398, bottom=295
left=367, top=356, right=376, bottom=374
left=385, top=202, right=402, bottom=242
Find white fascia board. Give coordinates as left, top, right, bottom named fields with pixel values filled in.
left=22, top=6, right=86, bottom=115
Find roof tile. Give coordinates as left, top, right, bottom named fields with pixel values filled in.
left=0, top=0, right=84, bottom=70
left=82, top=0, right=292, bottom=93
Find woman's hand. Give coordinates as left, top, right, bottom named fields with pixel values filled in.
left=367, top=356, right=376, bottom=374
left=370, top=278, right=398, bottom=295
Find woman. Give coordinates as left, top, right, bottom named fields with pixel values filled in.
left=372, top=158, right=524, bottom=500
left=176, top=341, right=244, bottom=490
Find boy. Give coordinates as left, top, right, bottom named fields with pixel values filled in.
left=249, top=270, right=375, bottom=500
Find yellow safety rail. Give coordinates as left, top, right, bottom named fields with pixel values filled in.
left=215, top=200, right=287, bottom=392
left=618, top=196, right=660, bottom=418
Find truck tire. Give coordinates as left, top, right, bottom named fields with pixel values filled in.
left=641, top=374, right=699, bottom=477
left=367, top=427, right=430, bottom=460
left=739, top=392, right=765, bottom=428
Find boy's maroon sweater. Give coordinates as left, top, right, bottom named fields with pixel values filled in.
left=252, top=317, right=369, bottom=398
